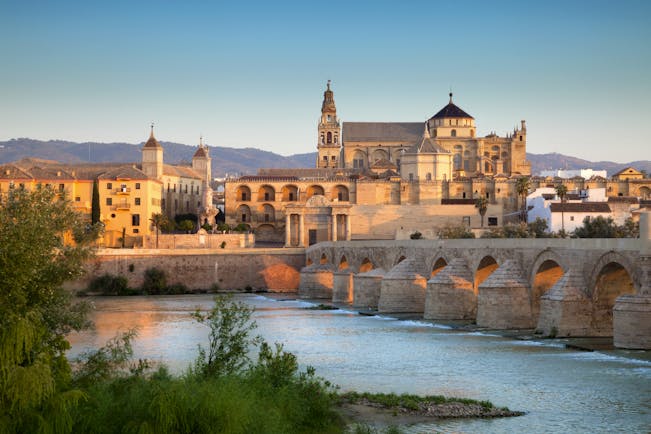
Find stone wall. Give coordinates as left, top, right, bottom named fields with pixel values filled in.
left=67, top=248, right=304, bottom=292
left=142, top=233, right=254, bottom=249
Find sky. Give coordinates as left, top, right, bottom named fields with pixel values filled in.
left=1, top=0, right=650, bottom=162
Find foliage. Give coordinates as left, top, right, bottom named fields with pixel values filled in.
left=474, top=196, right=488, bottom=227
left=87, top=274, right=131, bottom=296
left=481, top=222, right=531, bottom=238
left=528, top=217, right=550, bottom=238
left=233, top=223, right=249, bottom=232
left=340, top=391, right=495, bottom=411
left=216, top=223, right=231, bottom=232
left=201, top=222, right=213, bottom=232
left=191, top=295, right=261, bottom=378
left=516, top=177, right=531, bottom=221
left=177, top=219, right=195, bottom=233
left=149, top=213, right=168, bottom=248
left=173, top=213, right=197, bottom=224
left=0, top=186, right=95, bottom=433
left=141, top=267, right=167, bottom=295
left=573, top=216, right=639, bottom=238
left=438, top=224, right=475, bottom=239
left=409, top=231, right=422, bottom=240
left=91, top=179, right=100, bottom=225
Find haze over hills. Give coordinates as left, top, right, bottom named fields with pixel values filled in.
left=0, top=138, right=649, bottom=178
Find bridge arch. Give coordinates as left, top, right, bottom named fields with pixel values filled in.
left=359, top=258, right=374, bottom=273
left=320, top=253, right=328, bottom=265
left=531, top=258, right=564, bottom=325
left=589, top=252, right=637, bottom=335
left=339, top=255, right=349, bottom=270
left=430, top=257, right=448, bottom=278
left=474, top=255, right=499, bottom=291
left=394, top=255, right=407, bottom=266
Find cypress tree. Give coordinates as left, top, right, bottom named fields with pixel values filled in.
left=91, top=179, right=100, bottom=224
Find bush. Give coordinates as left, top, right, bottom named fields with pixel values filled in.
left=88, top=273, right=130, bottom=296
left=141, top=267, right=167, bottom=295
left=410, top=231, right=423, bottom=240
left=438, top=224, right=475, bottom=239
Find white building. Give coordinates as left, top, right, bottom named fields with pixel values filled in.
left=539, top=169, right=608, bottom=179
left=527, top=187, right=612, bottom=232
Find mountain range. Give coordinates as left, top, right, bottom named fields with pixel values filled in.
left=0, top=138, right=649, bottom=178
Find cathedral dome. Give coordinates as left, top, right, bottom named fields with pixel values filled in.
left=429, top=93, right=474, bottom=120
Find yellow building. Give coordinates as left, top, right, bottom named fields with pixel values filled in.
left=0, top=127, right=215, bottom=247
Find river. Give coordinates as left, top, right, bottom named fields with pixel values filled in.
left=67, top=294, right=651, bottom=433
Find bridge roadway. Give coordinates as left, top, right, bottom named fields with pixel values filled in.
left=298, top=214, right=651, bottom=349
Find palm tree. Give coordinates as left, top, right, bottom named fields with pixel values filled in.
left=475, top=196, right=489, bottom=228
left=515, top=176, right=531, bottom=222
left=150, top=213, right=167, bottom=249
left=555, top=184, right=568, bottom=236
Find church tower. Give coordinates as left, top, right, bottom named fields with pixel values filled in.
left=192, top=136, right=212, bottom=185
left=141, top=124, right=163, bottom=179
left=317, top=80, right=341, bottom=168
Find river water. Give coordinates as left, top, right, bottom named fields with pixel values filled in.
left=67, top=294, right=651, bottom=433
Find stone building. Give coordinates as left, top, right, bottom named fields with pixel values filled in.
left=0, top=126, right=216, bottom=247
left=225, top=82, right=651, bottom=245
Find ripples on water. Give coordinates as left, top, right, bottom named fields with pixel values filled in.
left=67, top=294, right=651, bottom=434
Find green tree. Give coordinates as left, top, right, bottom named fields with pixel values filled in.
left=555, top=184, right=568, bottom=236
left=528, top=217, right=550, bottom=238
left=91, top=179, right=100, bottom=225
left=0, top=187, right=95, bottom=433
left=516, top=177, right=531, bottom=222
left=438, top=224, right=476, bottom=239
left=574, top=215, right=619, bottom=238
left=178, top=219, right=195, bottom=233
left=474, top=196, right=488, bottom=228
left=149, top=213, right=168, bottom=248
left=192, top=295, right=261, bottom=378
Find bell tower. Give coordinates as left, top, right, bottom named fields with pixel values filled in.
left=317, top=80, right=341, bottom=168
left=141, top=123, right=163, bottom=179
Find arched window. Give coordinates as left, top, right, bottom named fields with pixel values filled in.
left=426, top=173, right=432, bottom=181
left=352, top=150, right=365, bottom=169
left=453, top=154, right=462, bottom=170
left=451, top=129, right=457, bottom=137
left=327, top=132, right=332, bottom=143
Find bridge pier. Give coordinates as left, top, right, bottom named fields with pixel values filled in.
left=613, top=294, right=651, bottom=349
left=352, top=269, right=385, bottom=309
left=477, top=260, right=534, bottom=329
left=424, top=258, right=476, bottom=320
left=378, top=259, right=427, bottom=314
left=298, top=264, right=334, bottom=299
left=537, top=269, right=592, bottom=337
left=332, top=269, right=355, bottom=303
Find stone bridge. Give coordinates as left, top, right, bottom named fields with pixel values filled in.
left=298, top=215, right=651, bottom=349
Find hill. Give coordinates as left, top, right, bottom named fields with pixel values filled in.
left=0, top=138, right=649, bottom=178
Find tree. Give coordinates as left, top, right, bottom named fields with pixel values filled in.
left=91, top=179, right=100, bottom=224
left=149, top=213, right=168, bottom=249
left=0, top=186, right=95, bottom=432
left=475, top=196, right=488, bottom=228
left=516, top=177, right=531, bottom=222
left=555, top=184, right=568, bottom=236
left=178, top=219, right=195, bottom=233
left=438, top=224, right=476, bottom=239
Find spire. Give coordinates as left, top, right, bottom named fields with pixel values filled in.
left=321, top=80, right=336, bottom=113
left=449, top=92, right=453, bottom=103
left=327, top=79, right=331, bottom=91
left=144, top=122, right=161, bottom=148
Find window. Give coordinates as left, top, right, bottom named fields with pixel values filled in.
left=59, top=184, right=65, bottom=192
left=570, top=216, right=575, bottom=221
left=135, top=183, right=141, bottom=189
left=132, top=214, right=140, bottom=226
left=327, top=115, right=331, bottom=122
left=409, top=173, right=414, bottom=181
left=167, top=183, right=170, bottom=192
left=451, top=129, right=457, bottom=137
left=486, top=192, right=490, bottom=199
left=106, top=198, right=112, bottom=206
left=186, top=201, right=189, bottom=211
left=173, top=184, right=176, bottom=192
left=133, top=228, right=139, bottom=234
left=135, top=198, right=141, bottom=206
left=288, top=192, right=294, bottom=201
left=338, top=192, right=343, bottom=201
left=331, top=155, right=336, bottom=161
left=185, top=185, right=188, bottom=193
left=241, top=192, right=247, bottom=201
left=334, top=136, right=338, bottom=144
left=462, top=216, right=471, bottom=226
left=75, top=196, right=80, bottom=202
left=462, top=192, right=466, bottom=198
left=426, top=173, right=432, bottom=181
left=323, top=156, right=328, bottom=161
left=107, top=183, right=112, bottom=190
left=242, top=213, right=247, bottom=222
left=519, top=135, right=523, bottom=141
left=327, top=132, right=332, bottom=143
left=174, top=199, right=178, bottom=210
left=264, top=192, right=270, bottom=201
left=488, top=217, right=498, bottom=226
left=197, top=201, right=201, bottom=207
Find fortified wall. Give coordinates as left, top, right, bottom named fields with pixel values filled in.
left=67, top=248, right=305, bottom=292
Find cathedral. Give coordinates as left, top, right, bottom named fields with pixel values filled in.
left=223, top=82, right=535, bottom=245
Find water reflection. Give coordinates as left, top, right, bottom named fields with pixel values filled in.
left=68, top=294, right=651, bottom=433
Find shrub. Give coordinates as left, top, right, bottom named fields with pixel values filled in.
left=438, top=224, right=475, bottom=239
left=141, top=267, right=167, bottom=295
left=88, top=273, right=130, bottom=295
left=410, top=231, right=423, bottom=240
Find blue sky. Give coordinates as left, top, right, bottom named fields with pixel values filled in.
left=1, top=0, right=649, bottom=163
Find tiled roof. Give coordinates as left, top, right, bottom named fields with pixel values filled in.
left=98, top=165, right=149, bottom=180
left=342, top=122, right=422, bottom=142
left=550, top=202, right=611, bottom=213
left=193, top=146, right=209, bottom=158
left=429, top=98, right=474, bottom=120
left=608, top=196, right=639, bottom=204
left=370, top=158, right=397, bottom=169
